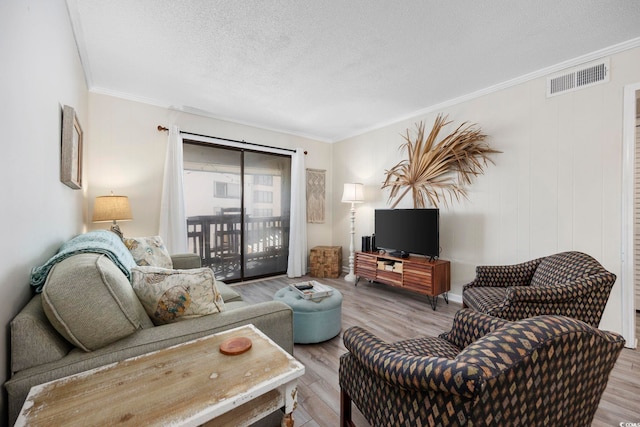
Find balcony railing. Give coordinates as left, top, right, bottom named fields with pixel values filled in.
left=186, top=214, right=289, bottom=280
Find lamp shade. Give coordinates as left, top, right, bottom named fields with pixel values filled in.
left=341, top=183, right=364, bottom=203
left=92, top=195, right=133, bottom=222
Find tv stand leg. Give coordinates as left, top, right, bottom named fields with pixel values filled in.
left=429, top=295, right=438, bottom=310
left=429, top=292, right=449, bottom=310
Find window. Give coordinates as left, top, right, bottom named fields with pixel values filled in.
left=254, top=174, right=273, bottom=186
left=183, top=142, right=291, bottom=282
left=214, top=181, right=240, bottom=198
left=253, top=190, right=273, bottom=203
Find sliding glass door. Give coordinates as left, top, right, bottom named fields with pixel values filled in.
left=182, top=141, right=291, bottom=282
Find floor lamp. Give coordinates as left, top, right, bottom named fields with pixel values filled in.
left=342, top=183, right=364, bottom=283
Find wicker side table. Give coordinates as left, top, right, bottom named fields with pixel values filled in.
left=309, top=246, right=342, bottom=278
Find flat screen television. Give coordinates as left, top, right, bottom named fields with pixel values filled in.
left=374, top=209, right=439, bottom=259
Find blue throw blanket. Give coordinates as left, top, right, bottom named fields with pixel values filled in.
left=30, top=230, right=137, bottom=293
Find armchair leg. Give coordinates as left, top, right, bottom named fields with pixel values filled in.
left=340, top=388, right=355, bottom=427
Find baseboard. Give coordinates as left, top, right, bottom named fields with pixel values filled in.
left=447, top=293, right=462, bottom=304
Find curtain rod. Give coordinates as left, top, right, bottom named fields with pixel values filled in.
left=157, top=125, right=307, bottom=155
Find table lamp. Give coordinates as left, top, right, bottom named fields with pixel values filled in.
left=92, top=192, right=133, bottom=239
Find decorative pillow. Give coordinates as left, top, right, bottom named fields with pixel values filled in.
left=41, top=253, right=153, bottom=352
left=131, top=266, right=225, bottom=325
left=124, top=236, right=173, bottom=269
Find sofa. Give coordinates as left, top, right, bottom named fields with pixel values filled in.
left=339, top=309, right=625, bottom=427
left=462, top=251, right=616, bottom=327
left=5, top=232, right=293, bottom=425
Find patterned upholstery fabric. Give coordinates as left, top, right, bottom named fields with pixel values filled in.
left=462, top=251, right=615, bottom=327
left=339, top=309, right=625, bottom=427
left=461, top=287, right=507, bottom=315
left=391, top=336, right=460, bottom=359
left=438, top=308, right=510, bottom=349
left=463, top=258, right=541, bottom=289
left=529, top=251, right=604, bottom=287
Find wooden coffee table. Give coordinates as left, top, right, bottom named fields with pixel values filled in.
left=15, top=324, right=305, bottom=426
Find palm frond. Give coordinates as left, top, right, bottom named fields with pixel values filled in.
left=381, top=114, right=501, bottom=208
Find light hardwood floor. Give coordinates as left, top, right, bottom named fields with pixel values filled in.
left=233, top=274, right=640, bottom=427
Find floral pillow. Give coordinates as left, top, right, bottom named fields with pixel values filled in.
left=124, top=236, right=173, bottom=269
left=131, top=266, right=225, bottom=325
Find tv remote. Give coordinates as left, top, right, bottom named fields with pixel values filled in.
left=295, top=283, right=314, bottom=290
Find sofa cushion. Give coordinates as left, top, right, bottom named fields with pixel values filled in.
left=131, top=266, right=225, bottom=325
left=170, top=253, right=202, bottom=270
left=124, top=236, right=172, bottom=269
left=41, top=254, right=153, bottom=352
left=216, top=280, right=243, bottom=303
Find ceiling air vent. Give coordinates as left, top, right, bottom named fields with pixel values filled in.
left=546, top=58, right=609, bottom=97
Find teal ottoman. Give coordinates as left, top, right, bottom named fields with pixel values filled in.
left=274, top=286, right=343, bottom=344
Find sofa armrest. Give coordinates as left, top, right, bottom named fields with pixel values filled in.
left=9, top=294, right=73, bottom=374
left=171, top=253, right=201, bottom=269
left=342, top=326, right=482, bottom=397
left=456, top=315, right=625, bottom=379
left=439, top=309, right=510, bottom=349
left=463, top=258, right=541, bottom=290
left=505, top=271, right=616, bottom=303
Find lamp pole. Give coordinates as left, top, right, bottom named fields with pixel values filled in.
left=345, top=201, right=357, bottom=283
left=341, top=182, right=364, bottom=283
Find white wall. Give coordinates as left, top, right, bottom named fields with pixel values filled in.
left=333, top=46, right=640, bottom=334
left=0, top=0, right=88, bottom=419
left=86, top=93, right=334, bottom=252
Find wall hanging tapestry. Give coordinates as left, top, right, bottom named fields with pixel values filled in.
left=306, top=168, right=326, bottom=223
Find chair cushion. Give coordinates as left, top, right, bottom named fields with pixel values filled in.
left=530, top=251, right=603, bottom=287
left=131, top=266, right=225, bottom=325
left=124, top=236, right=173, bottom=269
left=41, top=253, right=153, bottom=352
left=463, top=286, right=507, bottom=313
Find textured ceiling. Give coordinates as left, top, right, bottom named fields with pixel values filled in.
left=66, top=0, right=640, bottom=142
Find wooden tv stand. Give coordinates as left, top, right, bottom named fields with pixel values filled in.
left=354, top=251, right=450, bottom=310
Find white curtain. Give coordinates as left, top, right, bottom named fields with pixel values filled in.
left=159, top=125, right=188, bottom=254
left=287, top=148, right=307, bottom=278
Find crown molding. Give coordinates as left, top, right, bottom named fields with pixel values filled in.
left=333, top=37, right=640, bottom=143
left=87, top=36, right=640, bottom=144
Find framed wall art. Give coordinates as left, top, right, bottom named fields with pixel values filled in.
left=61, top=105, right=83, bottom=189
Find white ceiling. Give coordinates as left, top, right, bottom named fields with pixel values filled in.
left=66, top=0, right=640, bottom=142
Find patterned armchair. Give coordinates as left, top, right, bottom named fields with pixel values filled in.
left=462, top=251, right=616, bottom=327
left=339, top=309, right=624, bottom=427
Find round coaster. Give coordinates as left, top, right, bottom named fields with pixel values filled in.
left=219, top=337, right=252, bottom=355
